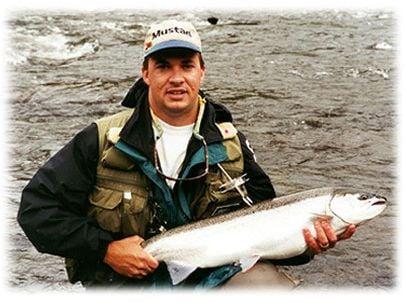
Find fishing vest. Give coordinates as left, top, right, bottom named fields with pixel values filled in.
left=65, top=107, right=248, bottom=284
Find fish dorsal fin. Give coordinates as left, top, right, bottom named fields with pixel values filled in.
left=238, top=255, right=261, bottom=272
left=166, top=261, right=197, bottom=285
left=309, top=212, right=333, bottom=222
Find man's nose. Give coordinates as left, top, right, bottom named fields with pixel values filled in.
left=169, top=67, right=185, bottom=84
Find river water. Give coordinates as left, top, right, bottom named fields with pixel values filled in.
left=5, top=10, right=396, bottom=291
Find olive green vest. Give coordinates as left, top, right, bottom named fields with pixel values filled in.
left=66, top=107, right=248, bottom=284
left=88, top=108, right=246, bottom=235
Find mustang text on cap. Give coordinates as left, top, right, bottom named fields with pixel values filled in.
left=143, top=20, right=202, bottom=58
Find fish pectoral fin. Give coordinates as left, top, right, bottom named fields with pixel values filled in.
left=237, top=255, right=261, bottom=272
left=310, top=212, right=333, bottom=222
left=166, top=261, right=197, bottom=285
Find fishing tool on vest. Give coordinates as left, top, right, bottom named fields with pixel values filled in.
left=144, top=189, right=170, bottom=239
left=216, top=163, right=253, bottom=207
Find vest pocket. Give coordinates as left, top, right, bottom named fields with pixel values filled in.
left=88, top=186, right=123, bottom=233
left=101, top=146, right=136, bottom=171
left=88, top=186, right=150, bottom=236
left=208, top=167, right=245, bottom=202
left=121, top=189, right=150, bottom=237
left=192, top=166, right=246, bottom=219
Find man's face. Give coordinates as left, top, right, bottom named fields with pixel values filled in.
left=142, top=50, right=205, bottom=124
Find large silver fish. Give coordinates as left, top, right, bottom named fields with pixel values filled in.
left=143, top=187, right=387, bottom=285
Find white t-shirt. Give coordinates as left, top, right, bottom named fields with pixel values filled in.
left=152, top=117, right=195, bottom=189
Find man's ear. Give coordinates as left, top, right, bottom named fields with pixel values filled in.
left=142, top=68, right=150, bottom=86
left=200, top=65, right=206, bottom=83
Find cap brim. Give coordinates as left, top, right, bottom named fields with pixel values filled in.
left=144, top=40, right=201, bottom=58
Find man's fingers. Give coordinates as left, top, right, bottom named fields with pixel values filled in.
left=137, top=251, right=159, bottom=269
left=136, top=257, right=157, bottom=272
left=132, top=235, right=145, bottom=245
left=303, top=228, right=321, bottom=254
left=321, top=221, right=337, bottom=248
left=314, top=221, right=329, bottom=250
left=338, top=224, right=356, bottom=240
left=148, top=257, right=159, bottom=269
left=123, top=260, right=156, bottom=278
left=129, top=268, right=149, bottom=278
left=139, top=250, right=159, bottom=269
left=303, top=221, right=356, bottom=256
left=133, top=237, right=159, bottom=269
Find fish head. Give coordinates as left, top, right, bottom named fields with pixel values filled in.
left=329, top=188, right=387, bottom=225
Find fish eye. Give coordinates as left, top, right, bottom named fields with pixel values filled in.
left=359, top=194, right=369, bottom=200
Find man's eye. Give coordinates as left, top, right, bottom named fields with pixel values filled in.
left=156, top=63, right=169, bottom=69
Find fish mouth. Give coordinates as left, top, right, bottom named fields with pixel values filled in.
left=372, top=200, right=386, bottom=206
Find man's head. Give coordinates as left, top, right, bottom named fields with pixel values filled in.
left=141, top=20, right=205, bottom=126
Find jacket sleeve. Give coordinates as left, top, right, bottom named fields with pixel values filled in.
left=238, top=131, right=276, bottom=202
left=17, top=123, right=114, bottom=262
left=238, top=131, right=314, bottom=265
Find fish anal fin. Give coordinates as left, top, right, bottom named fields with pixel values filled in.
left=238, top=255, right=261, bottom=272
left=166, top=261, right=197, bottom=285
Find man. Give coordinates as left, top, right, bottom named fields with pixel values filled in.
left=17, top=20, right=355, bottom=289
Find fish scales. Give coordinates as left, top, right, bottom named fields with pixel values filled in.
left=145, top=193, right=327, bottom=264
left=145, top=187, right=335, bottom=246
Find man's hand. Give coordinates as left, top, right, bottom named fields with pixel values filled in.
left=303, top=220, right=356, bottom=254
left=103, top=235, right=159, bottom=278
